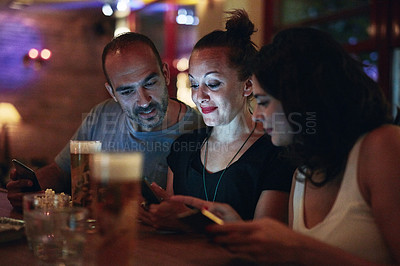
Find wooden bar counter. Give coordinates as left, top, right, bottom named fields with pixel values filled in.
left=0, top=191, right=256, bottom=265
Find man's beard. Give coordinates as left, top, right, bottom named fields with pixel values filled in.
left=128, top=91, right=169, bottom=130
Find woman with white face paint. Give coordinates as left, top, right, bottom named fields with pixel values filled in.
left=198, top=28, right=400, bottom=265
left=139, top=10, right=294, bottom=230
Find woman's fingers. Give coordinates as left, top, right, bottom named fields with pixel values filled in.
left=138, top=203, right=155, bottom=225
left=150, top=182, right=170, bottom=200
left=170, top=195, right=211, bottom=210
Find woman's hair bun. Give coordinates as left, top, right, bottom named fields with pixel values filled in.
left=225, top=9, right=255, bottom=41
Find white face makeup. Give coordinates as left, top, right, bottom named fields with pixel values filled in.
left=252, top=75, right=294, bottom=146
left=188, top=47, right=249, bottom=127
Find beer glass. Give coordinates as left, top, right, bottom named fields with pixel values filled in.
left=89, top=152, right=143, bottom=265
left=70, top=140, right=102, bottom=207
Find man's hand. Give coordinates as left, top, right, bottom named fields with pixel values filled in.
left=6, top=169, right=35, bottom=209
left=6, top=162, right=67, bottom=209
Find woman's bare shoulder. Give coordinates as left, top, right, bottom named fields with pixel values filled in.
left=362, top=124, right=400, bottom=153
left=358, top=124, right=400, bottom=200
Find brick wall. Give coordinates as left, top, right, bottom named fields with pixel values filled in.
left=0, top=6, right=113, bottom=166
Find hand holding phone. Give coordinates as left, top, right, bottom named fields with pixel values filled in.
left=178, top=208, right=224, bottom=233
left=11, top=159, right=41, bottom=192
left=141, top=178, right=164, bottom=205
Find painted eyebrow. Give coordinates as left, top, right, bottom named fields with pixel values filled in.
left=115, top=72, right=158, bottom=92
left=188, top=71, right=219, bottom=80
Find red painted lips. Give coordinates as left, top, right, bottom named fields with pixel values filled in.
left=201, top=106, right=217, bottom=114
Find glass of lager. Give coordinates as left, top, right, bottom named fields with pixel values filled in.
left=70, top=140, right=102, bottom=208
left=89, top=152, right=143, bottom=265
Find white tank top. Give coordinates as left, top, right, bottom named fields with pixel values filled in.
left=292, top=136, right=394, bottom=263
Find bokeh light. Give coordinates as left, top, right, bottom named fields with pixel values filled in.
left=40, top=49, right=51, bottom=60
left=28, top=48, right=39, bottom=59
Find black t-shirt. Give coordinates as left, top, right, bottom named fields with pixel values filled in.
left=168, top=127, right=294, bottom=220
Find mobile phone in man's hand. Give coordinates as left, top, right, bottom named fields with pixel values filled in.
left=11, top=159, right=41, bottom=192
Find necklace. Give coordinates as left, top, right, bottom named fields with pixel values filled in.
left=202, top=124, right=256, bottom=202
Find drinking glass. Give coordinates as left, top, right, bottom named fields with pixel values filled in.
left=88, top=152, right=143, bottom=266
left=70, top=140, right=102, bottom=208
left=23, top=193, right=88, bottom=266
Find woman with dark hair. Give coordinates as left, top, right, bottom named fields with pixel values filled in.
left=140, top=10, right=294, bottom=230
left=190, top=27, right=400, bottom=265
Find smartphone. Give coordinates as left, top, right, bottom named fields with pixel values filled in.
left=178, top=208, right=224, bottom=232
left=11, top=159, right=41, bottom=192
left=141, top=177, right=163, bottom=205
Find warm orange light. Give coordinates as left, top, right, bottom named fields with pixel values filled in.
left=176, top=58, right=189, bottom=71
left=28, top=48, right=39, bottom=59
left=176, top=73, right=195, bottom=108
left=175, top=0, right=198, bottom=4
left=142, top=0, right=157, bottom=4
left=40, top=49, right=51, bottom=60
left=0, top=103, right=21, bottom=125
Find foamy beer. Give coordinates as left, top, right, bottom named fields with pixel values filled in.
left=70, top=140, right=102, bottom=207
left=90, top=152, right=143, bottom=266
